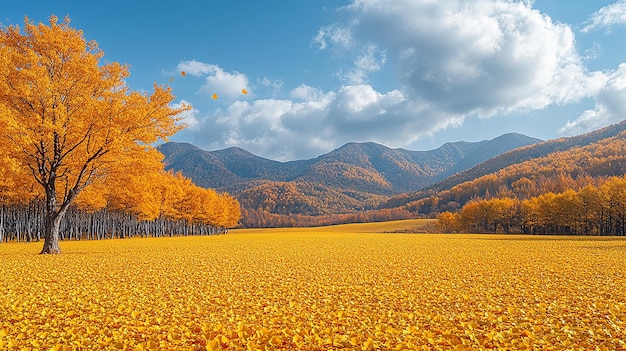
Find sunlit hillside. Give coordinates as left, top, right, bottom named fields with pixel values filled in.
left=385, top=120, right=626, bottom=213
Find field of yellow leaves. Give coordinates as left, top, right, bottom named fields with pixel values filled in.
left=0, top=220, right=625, bottom=350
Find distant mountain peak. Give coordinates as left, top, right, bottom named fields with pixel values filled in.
left=157, top=132, right=542, bottom=217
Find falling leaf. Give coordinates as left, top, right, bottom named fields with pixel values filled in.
left=241, top=89, right=248, bottom=95
left=181, top=71, right=186, bottom=77
left=212, top=93, right=218, bottom=100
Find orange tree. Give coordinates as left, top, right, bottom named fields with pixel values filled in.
left=0, top=16, right=188, bottom=253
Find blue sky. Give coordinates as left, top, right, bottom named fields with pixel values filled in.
left=4, top=0, right=626, bottom=160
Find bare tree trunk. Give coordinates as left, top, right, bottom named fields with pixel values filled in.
left=40, top=214, right=63, bottom=254
left=40, top=189, right=63, bottom=254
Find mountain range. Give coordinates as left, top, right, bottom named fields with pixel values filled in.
left=158, top=119, right=626, bottom=226
left=158, top=133, right=541, bottom=215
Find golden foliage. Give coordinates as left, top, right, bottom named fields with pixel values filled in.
left=0, top=16, right=188, bottom=179
left=1, top=229, right=625, bottom=350
left=0, top=16, right=242, bottom=251
left=423, top=131, right=626, bottom=213
left=0, top=16, right=192, bottom=252
left=441, top=175, right=626, bottom=235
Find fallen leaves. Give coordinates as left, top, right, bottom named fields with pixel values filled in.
left=0, top=232, right=624, bottom=350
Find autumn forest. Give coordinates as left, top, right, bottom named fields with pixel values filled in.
left=429, top=127, right=626, bottom=236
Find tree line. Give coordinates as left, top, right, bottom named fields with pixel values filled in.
left=1, top=163, right=240, bottom=242
left=438, top=176, right=626, bottom=235
left=0, top=202, right=230, bottom=243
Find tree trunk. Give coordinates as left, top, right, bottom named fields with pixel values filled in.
left=0, top=204, right=4, bottom=243
left=40, top=211, right=63, bottom=254
left=40, top=189, right=65, bottom=254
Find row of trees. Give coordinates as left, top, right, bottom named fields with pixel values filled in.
left=1, top=147, right=240, bottom=242
left=438, top=176, right=626, bottom=235
left=0, top=201, right=234, bottom=243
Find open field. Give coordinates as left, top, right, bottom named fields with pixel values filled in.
left=1, top=220, right=625, bottom=350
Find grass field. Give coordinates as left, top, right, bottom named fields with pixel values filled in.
left=0, top=219, right=625, bottom=350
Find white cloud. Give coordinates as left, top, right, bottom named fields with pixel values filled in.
left=175, top=60, right=215, bottom=76
left=257, top=77, right=283, bottom=97
left=560, top=63, right=626, bottom=135
left=177, top=60, right=250, bottom=100
left=582, top=0, right=626, bottom=32
left=312, top=24, right=353, bottom=50
left=336, top=0, right=602, bottom=117
left=289, top=84, right=325, bottom=101
left=211, top=97, right=330, bottom=161
left=176, top=1, right=620, bottom=160
left=183, top=81, right=459, bottom=160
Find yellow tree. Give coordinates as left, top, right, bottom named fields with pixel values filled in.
left=437, top=211, right=461, bottom=233
left=603, top=176, right=626, bottom=235
left=222, top=194, right=241, bottom=229
left=458, top=201, right=483, bottom=233
left=102, top=147, right=168, bottom=221
left=0, top=16, right=188, bottom=253
left=156, top=171, right=188, bottom=221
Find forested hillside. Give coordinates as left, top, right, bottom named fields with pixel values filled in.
left=373, top=120, right=626, bottom=235
left=157, top=120, right=626, bottom=230
left=384, top=119, right=626, bottom=213
left=159, top=133, right=540, bottom=225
